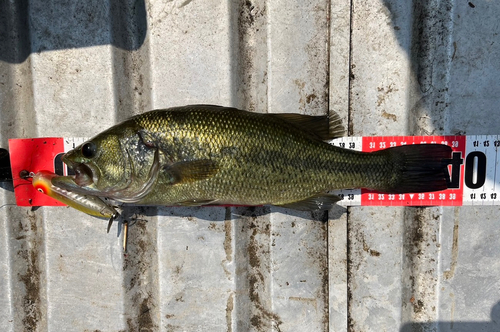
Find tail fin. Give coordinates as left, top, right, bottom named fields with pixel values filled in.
left=374, top=144, right=452, bottom=193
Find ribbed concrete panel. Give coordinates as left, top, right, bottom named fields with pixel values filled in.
left=1, top=0, right=499, bottom=331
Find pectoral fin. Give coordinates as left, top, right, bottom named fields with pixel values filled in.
left=164, top=159, right=219, bottom=185
left=274, top=193, right=341, bottom=211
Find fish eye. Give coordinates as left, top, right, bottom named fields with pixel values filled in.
left=81, top=142, right=97, bottom=159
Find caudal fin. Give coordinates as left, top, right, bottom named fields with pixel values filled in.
left=374, top=144, right=452, bottom=193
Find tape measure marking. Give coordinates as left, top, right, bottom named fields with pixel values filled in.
left=9, top=135, right=500, bottom=207
left=331, top=135, right=467, bottom=207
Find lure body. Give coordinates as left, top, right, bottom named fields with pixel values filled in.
left=33, top=170, right=118, bottom=219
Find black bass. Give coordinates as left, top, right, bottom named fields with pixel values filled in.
left=52, top=105, right=452, bottom=210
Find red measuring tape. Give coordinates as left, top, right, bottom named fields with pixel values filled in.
left=8, top=135, right=495, bottom=207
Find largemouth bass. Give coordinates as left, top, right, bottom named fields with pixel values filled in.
left=52, top=105, right=452, bottom=211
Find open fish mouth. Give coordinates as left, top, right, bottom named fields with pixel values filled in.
left=73, top=163, right=95, bottom=186
left=60, top=151, right=99, bottom=188
left=51, top=154, right=102, bottom=195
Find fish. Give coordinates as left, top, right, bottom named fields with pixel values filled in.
left=51, top=105, right=452, bottom=211
left=33, top=170, right=119, bottom=222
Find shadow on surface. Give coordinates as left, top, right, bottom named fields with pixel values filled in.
left=151, top=204, right=346, bottom=222
left=0, top=0, right=147, bottom=63
left=400, top=301, right=500, bottom=332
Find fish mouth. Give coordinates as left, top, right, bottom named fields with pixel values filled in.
left=61, top=153, right=99, bottom=188
left=73, top=163, right=95, bottom=186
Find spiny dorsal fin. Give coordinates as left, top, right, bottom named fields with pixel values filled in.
left=270, top=112, right=345, bottom=140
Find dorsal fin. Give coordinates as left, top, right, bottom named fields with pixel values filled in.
left=270, top=111, right=345, bottom=140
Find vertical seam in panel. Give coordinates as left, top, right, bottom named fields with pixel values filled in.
left=2, top=204, right=14, bottom=331
left=265, top=0, right=271, bottom=113
left=346, top=1, right=354, bottom=331
left=442, top=0, right=456, bottom=135
left=41, top=208, right=52, bottom=331
left=325, top=1, right=332, bottom=330
left=326, top=0, right=331, bottom=118
left=347, top=0, right=354, bottom=138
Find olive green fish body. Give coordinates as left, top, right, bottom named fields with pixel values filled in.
left=53, top=105, right=452, bottom=211
left=132, top=110, right=353, bottom=205
left=128, top=107, right=389, bottom=206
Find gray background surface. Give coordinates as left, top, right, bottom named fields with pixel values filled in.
left=1, top=0, right=499, bottom=331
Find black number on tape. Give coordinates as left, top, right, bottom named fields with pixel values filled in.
left=464, top=151, right=487, bottom=189
left=446, top=152, right=464, bottom=189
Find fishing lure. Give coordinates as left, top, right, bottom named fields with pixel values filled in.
left=32, top=170, right=119, bottom=233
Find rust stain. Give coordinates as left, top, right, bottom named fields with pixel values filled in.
left=306, top=93, right=317, bottom=104
left=413, top=299, right=425, bottom=314
left=138, top=297, right=154, bottom=330
left=289, top=296, right=317, bottom=310
left=381, top=110, right=397, bottom=122
left=226, top=293, right=234, bottom=332
left=443, top=207, right=460, bottom=280
left=17, top=210, right=43, bottom=332
left=220, top=210, right=233, bottom=278
left=19, top=249, right=42, bottom=331
left=122, top=208, right=158, bottom=332
left=224, top=209, right=233, bottom=262
left=240, top=208, right=283, bottom=332
left=376, top=83, right=398, bottom=110
left=361, top=233, right=381, bottom=257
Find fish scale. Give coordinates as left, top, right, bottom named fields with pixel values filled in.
left=53, top=105, right=452, bottom=211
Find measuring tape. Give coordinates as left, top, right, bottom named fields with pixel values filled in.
left=9, top=137, right=88, bottom=206
left=7, top=136, right=499, bottom=207
left=330, top=135, right=499, bottom=206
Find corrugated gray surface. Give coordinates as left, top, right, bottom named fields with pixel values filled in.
left=0, top=0, right=499, bottom=331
